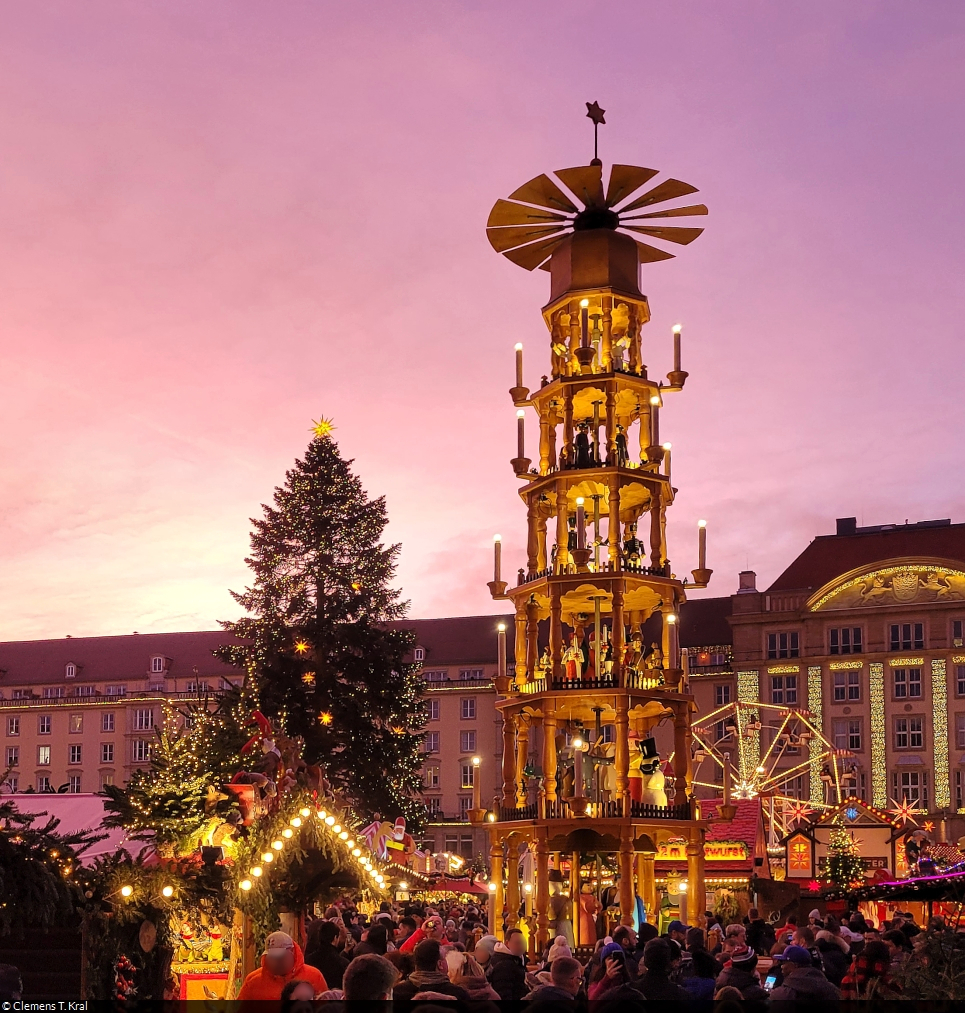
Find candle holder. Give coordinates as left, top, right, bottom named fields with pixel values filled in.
left=487, top=579, right=509, bottom=600
left=666, top=369, right=689, bottom=389
left=509, top=385, right=530, bottom=404
left=571, top=547, right=592, bottom=571
left=645, top=445, right=666, bottom=467
left=716, top=803, right=737, bottom=822
left=574, top=346, right=596, bottom=373
left=690, top=567, right=713, bottom=587
left=467, top=807, right=488, bottom=825
left=510, top=456, right=532, bottom=476
left=566, top=795, right=591, bottom=817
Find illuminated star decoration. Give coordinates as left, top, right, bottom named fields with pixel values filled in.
left=807, top=879, right=822, bottom=894
left=294, top=640, right=311, bottom=655
left=923, top=820, right=936, bottom=834
left=889, top=798, right=920, bottom=826
left=301, top=672, right=316, bottom=687
left=310, top=416, right=335, bottom=438
left=319, top=712, right=333, bottom=726
left=785, top=799, right=813, bottom=827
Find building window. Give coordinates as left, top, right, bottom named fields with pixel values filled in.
left=893, top=770, right=927, bottom=807
left=424, top=731, right=440, bottom=754
left=101, top=774, right=114, bottom=789
left=44, top=687, right=64, bottom=698
left=894, top=716, right=923, bottom=750
left=132, top=739, right=151, bottom=762
left=770, top=675, right=797, bottom=705
left=954, top=620, right=964, bottom=648
left=714, top=684, right=731, bottom=707
left=957, top=716, right=965, bottom=750
left=780, top=774, right=805, bottom=799
left=414, top=647, right=425, bottom=662
left=69, top=714, right=83, bottom=734
left=829, top=627, right=862, bottom=655
left=102, top=712, right=115, bottom=732
left=426, top=797, right=442, bottom=815
left=65, top=663, right=76, bottom=678
left=458, top=796, right=472, bottom=818
left=101, top=742, right=114, bottom=764
left=890, top=623, right=924, bottom=651
left=893, top=668, right=922, bottom=699
left=461, top=698, right=476, bottom=720
left=6, top=717, right=19, bottom=736
left=767, top=632, right=799, bottom=659
left=460, top=730, right=477, bottom=753
left=423, top=670, right=447, bottom=682
left=74, top=686, right=95, bottom=697
left=36, top=776, right=51, bottom=793
left=957, top=770, right=964, bottom=811
left=459, top=668, right=484, bottom=681
left=68, top=744, right=82, bottom=765
left=956, top=665, right=965, bottom=697
left=38, top=716, right=51, bottom=735
left=833, top=670, right=861, bottom=702
left=105, top=685, right=126, bottom=697
left=461, top=764, right=475, bottom=789
left=37, top=745, right=51, bottom=766
left=12, top=689, right=32, bottom=699
left=151, top=656, right=165, bottom=673
left=460, top=834, right=474, bottom=859
left=428, top=699, right=440, bottom=721
left=2, top=776, right=18, bottom=793
left=424, top=766, right=439, bottom=789
left=833, top=720, right=862, bottom=751
left=5, top=746, right=19, bottom=768
left=68, top=775, right=82, bottom=793
left=133, top=708, right=154, bottom=731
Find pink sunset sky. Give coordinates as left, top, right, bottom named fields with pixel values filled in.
left=2, top=3, right=964, bottom=640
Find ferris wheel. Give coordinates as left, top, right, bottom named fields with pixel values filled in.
left=691, top=700, right=858, bottom=838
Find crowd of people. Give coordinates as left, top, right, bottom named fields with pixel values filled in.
left=230, top=897, right=945, bottom=1007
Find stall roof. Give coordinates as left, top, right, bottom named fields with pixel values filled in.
left=5, top=793, right=137, bottom=864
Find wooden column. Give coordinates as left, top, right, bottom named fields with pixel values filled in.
left=618, top=829, right=634, bottom=926
left=687, top=837, right=706, bottom=929
left=641, top=852, right=657, bottom=922
left=543, top=714, right=558, bottom=803
left=608, top=474, right=621, bottom=570
left=514, top=604, right=527, bottom=685
left=501, top=713, right=517, bottom=804
left=615, top=703, right=630, bottom=802
left=605, top=387, right=616, bottom=466
left=611, top=585, right=625, bottom=687
left=601, top=296, right=613, bottom=371
left=538, top=415, right=551, bottom=475
left=525, top=597, right=539, bottom=685
left=555, top=489, right=568, bottom=572
left=505, top=838, right=520, bottom=930
left=673, top=703, right=689, bottom=797
left=570, top=851, right=581, bottom=947
left=567, top=300, right=580, bottom=377
left=515, top=715, right=531, bottom=806
left=562, top=395, right=574, bottom=468
left=526, top=496, right=539, bottom=576
left=550, top=585, right=563, bottom=680
left=489, top=838, right=505, bottom=940
left=535, top=830, right=550, bottom=950
left=535, top=510, right=548, bottom=571
left=547, top=408, right=558, bottom=469
left=649, top=488, right=663, bottom=570
left=627, top=308, right=640, bottom=374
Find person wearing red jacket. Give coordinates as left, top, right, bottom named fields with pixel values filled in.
left=237, top=931, right=327, bottom=1001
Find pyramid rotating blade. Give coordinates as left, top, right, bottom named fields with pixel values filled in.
left=632, top=240, right=675, bottom=264
left=508, top=174, right=579, bottom=214
left=623, top=203, right=708, bottom=220
left=554, top=165, right=604, bottom=208
left=623, top=225, right=704, bottom=246
left=502, top=234, right=566, bottom=271
left=487, top=199, right=569, bottom=228
left=618, top=178, right=700, bottom=214
left=487, top=223, right=567, bottom=253
left=605, top=164, right=659, bottom=207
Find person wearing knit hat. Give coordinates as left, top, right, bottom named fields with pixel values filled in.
left=547, top=935, right=572, bottom=963
left=471, top=934, right=498, bottom=967
left=713, top=945, right=769, bottom=1002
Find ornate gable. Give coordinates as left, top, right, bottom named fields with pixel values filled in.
left=807, top=557, right=965, bottom=611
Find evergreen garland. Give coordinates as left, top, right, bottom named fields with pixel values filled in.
left=218, top=430, right=427, bottom=823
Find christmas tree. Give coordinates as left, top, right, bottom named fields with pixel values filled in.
left=827, top=823, right=865, bottom=888
left=219, top=423, right=426, bottom=822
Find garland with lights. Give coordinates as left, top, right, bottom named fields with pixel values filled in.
left=216, top=423, right=427, bottom=823
left=0, top=799, right=101, bottom=937
left=826, top=822, right=865, bottom=890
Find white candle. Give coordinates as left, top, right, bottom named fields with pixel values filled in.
left=493, top=535, right=502, bottom=583
left=662, top=442, right=672, bottom=480
left=649, top=395, right=660, bottom=447
left=514, top=342, right=524, bottom=388
left=573, top=738, right=584, bottom=796
left=517, top=409, right=525, bottom=458
left=497, top=622, right=507, bottom=680
left=667, top=612, right=679, bottom=668
left=723, top=752, right=732, bottom=806
left=575, top=497, right=585, bottom=549
left=698, top=520, right=707, bottom=570
left=580, top=299, right=589, bottom=348
left=672, top=324, right=682, bottom=373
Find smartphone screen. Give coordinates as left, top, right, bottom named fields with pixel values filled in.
left=764, top=973, right=779, bottom=992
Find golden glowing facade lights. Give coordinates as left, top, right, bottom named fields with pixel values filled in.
left=120, top=885, right=133, bottom=898
left=240, top=879, right=252, bottom=891
left=161, top=885, right=174, bottom=898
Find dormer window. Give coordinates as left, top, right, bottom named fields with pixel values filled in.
left=150, top=656, right=166, bottom=674
left=414, top=647, right=425, bottom=663
left=65, top=662, right=76, bottom=679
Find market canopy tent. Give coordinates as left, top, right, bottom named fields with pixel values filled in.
left=6, top=793, right=134, bottom=864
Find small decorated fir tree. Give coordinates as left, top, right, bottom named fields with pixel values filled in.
left=827, top=823, right=865, bottom=888
left=219, top=424, right=426, bottom=822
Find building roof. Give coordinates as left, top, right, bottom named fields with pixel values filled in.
left=766, top=518, right=965, bottom=594
left=678, top=597, right=732, bottom=648
left=701, top=797, right=762, bottom=847
left=7, top=793, right=137, bottom=865
left=390, top=615, right=515, bottom=667
left=0, top=630, right=241, bottom=688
